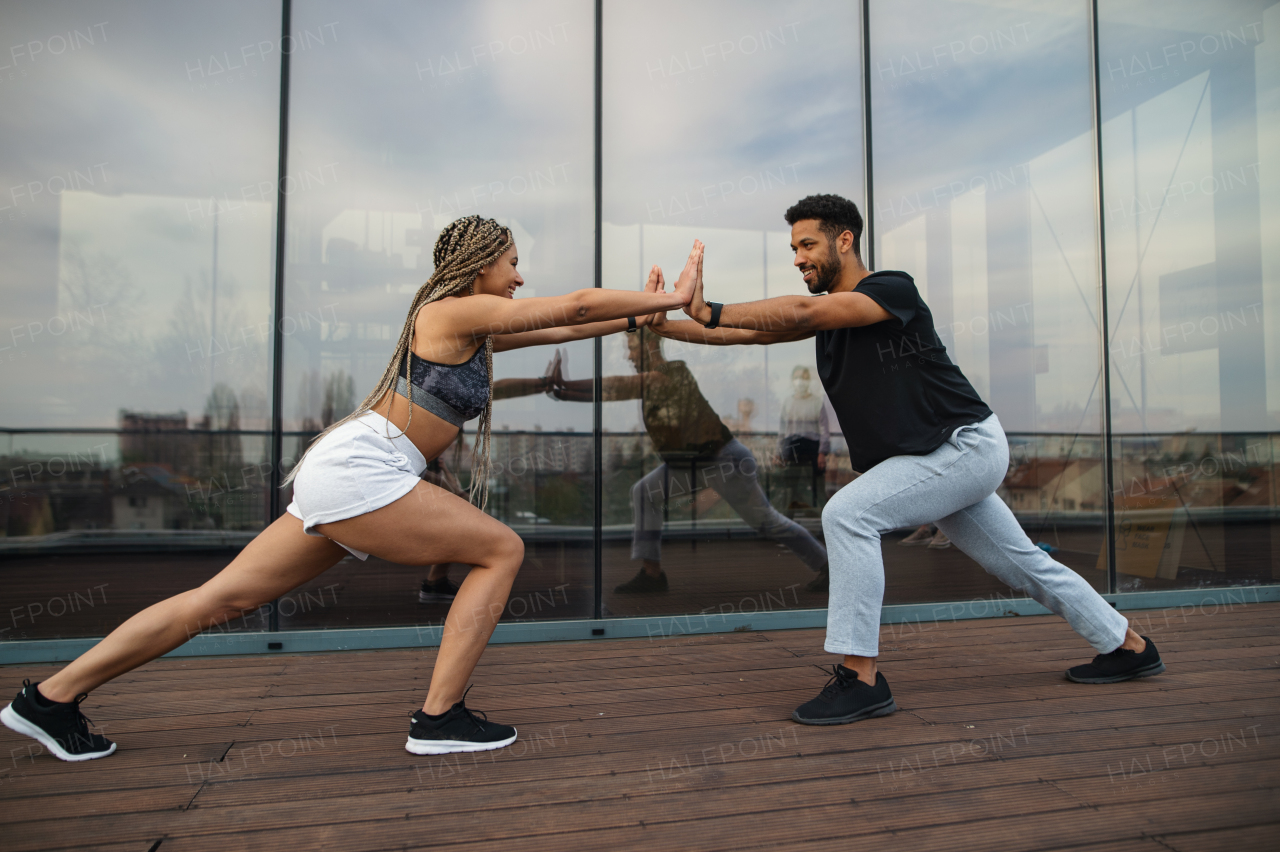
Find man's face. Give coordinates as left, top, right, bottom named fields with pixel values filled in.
left=626, top=334, right=660, bottom=371
left=790, top=220, right=843, bottom=294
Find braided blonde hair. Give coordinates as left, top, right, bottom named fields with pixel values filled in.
left=284, top=215, right=512, bottom=510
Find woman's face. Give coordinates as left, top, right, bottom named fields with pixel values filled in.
left=473, top=243, right=523, bottom=299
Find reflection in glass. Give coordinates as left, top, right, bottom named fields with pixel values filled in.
left=280, top=0, right=596, bottom=628
left=602, top=0, right=863, bottom=615
left=0, top=1, right=281, bottom=636
left=2, top=1, right=1274, bottom=646
left=553, top=331, right=827, bottom=598
left=1099, top=0, right=1278, bottom=587
left=770, top=368, right=832, bottom=519
left=870, top=0, right=1110, bottom=599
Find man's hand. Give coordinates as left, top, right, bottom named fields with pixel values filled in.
left=681, top=240, right=713, bottom=324
left=671, top=240, right=703, bottom=311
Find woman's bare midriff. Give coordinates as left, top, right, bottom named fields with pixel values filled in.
left=369, top=337, right=484, bottom=463
left=368, top=390, right=462, bottom=464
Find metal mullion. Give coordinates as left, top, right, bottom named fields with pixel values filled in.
left=268, top=0, right=293, bottom=632
left=592, top=0, right=604, bottom=622
left=1088, top=0, right=1118, bottom=595
left=861, top=0, right=875, bottom=268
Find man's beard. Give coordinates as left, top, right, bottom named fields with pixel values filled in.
left=804, top=244, right=842, bottom=294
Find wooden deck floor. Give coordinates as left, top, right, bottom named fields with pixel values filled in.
left=1, top=602, right=1277, bottom=851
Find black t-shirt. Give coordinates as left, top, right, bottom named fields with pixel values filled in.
left=815, top=270, right=992, bottom=473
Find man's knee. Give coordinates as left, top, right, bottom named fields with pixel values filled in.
left=821, top=493, right=856, bottom=530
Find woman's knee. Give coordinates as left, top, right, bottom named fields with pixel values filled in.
left=188, top=586, right=266, bottom=627
left=487, top=529, right=525, bottom=573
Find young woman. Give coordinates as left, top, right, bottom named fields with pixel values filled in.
left=3, top=216, right=703, bottom=760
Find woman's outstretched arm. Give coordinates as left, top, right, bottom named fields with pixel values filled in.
left=492, top=264, right=670, bottom=352
left=436, top=241, right=702, bottom=345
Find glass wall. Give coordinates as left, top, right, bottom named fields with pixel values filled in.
left=1099, top=0, right=1279, bottom=589
left=279, top=0, right=597, bottom=629
left=0, top=0, right=282, bottom=639
left=600, top=0, right=863, bottom=617
left=1, top=0, right=1275, bottom=644
left=869, top=0, right=1111, bottom=600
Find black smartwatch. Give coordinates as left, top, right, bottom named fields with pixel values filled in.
left=626, top=316, right=638, bottom=333
left=705, top=301, right=723, bottom=329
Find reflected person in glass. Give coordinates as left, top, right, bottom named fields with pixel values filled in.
left=415, top=358, right=568, bottom=604
left=773, top=366, right=830, bottom=522
left=549, top=323, right=829, bottom=595
left=651, top=194, right=1164, bottom=728
left=1, top=216, right=702, bottom=762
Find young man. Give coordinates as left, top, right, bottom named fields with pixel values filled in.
left=651, top=194, right=1164, bottom=726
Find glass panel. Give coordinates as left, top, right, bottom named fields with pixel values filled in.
left=1099, top=0, right=1279, bottom=589
left=280, top=0, right=596, bottom=629
left=870, top=0, right=1109, bottom=604
left=601, top=0, right=863, bottom=619
left=0, top=1, right=281, bottom=638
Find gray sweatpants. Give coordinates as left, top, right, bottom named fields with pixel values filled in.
left=821, top=413, right=1128, bottom=657
left=631, top=439, right=828, bottom=572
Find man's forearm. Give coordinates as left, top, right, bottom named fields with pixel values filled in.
left=691, top=295, right=814, bottom=332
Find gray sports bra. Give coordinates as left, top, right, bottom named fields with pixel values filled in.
left=396, top=345, right=489, bottom=427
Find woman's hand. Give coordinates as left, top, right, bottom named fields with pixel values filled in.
left=542, top=350, right=563, bottom=397
left=548, top=347, right=578, bottom=401
left=681, top=240, right=711, bottom=324
left=637, top=264, right=667, bottom=330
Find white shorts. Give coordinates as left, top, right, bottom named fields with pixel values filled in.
left=286, top=410, right=427, bottom=560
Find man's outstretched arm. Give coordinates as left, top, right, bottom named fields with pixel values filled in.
left=681, top=248, right=891, bottom=332
left=686, top=291, right=890, bottom=333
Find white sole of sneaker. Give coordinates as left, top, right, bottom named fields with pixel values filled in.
left=405, top=729, right=518, bottom=755
left=1, top=703, right=117, bottom=762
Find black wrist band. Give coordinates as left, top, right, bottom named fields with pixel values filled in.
left=626, top=316, right=637, bottom=332
left=705, top=301, right=723, bottom=329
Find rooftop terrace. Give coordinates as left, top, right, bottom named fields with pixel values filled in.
left=2, top=602, right=1277, bottom=851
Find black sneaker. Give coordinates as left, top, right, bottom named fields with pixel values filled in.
left=792, top=665, right=897, bottom=725
left=805, top=567, right=829, bottom=593
left=419, top=575, right=461, bottom=603
left=614, top=568, right=668, bottom=594
left=1, top=680, right=116, bottom=762
left=1066, top=636, right=1165, bottom=683
left=405, top=688, right=517, bottom=755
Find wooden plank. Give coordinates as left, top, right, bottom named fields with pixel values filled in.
left=0, top=603, right=1274, bottom=852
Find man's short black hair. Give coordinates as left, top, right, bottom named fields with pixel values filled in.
left=785, top=194, right=863, bottom=258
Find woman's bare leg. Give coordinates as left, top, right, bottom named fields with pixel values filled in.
left=39, top=515, right=346, bottom=702
left=316, top=481, right=524, bottom=715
